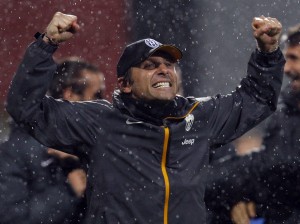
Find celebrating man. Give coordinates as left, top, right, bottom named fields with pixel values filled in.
left=6, top=12, right=284, bottom=224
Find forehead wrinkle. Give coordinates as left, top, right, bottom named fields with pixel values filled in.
left=150, top=51, right=177, bottom=62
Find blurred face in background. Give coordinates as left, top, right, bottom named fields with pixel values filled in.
left=80, top=70, right=105, bottom=101
left=284, top=45, right=300, bottom=94
left=64, top=70, right=105, bottom=101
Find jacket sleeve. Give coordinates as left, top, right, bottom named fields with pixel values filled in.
left=205, top=145, right=300, bottom=220
left=6, top=36, right=98, bottom=151
left=205, top=153, right=255, bottom=209
left=206, top=49, right=285, bottom=148
left=0, top=140, right=82, bottom=224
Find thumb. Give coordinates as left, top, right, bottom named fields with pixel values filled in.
left=247, top=201, right=256, bottom=218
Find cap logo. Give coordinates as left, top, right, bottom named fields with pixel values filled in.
left=145, top=39, right=161, bottom=48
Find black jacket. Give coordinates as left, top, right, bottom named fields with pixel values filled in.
left=0, top=124, right=85, bottom=224
left=6, top=36, right=284, bottom=224
left=205, top=88, right=300, bottom=223
left=205, top=144, right=239, bottom=223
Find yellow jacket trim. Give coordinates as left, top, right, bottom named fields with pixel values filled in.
left=162, top=127, right=170, bottom=224
left=165, top=101, right=200, bottom=120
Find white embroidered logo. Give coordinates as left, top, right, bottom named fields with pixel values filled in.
left=126, top=119, right=144, bottom=125
left=145, top=39, right=161, bottom=48
left=182, top=138, right=195, bottom=146
left=185, top=114, right=194, bottom=131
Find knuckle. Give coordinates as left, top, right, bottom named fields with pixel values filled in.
left=55, top=11, right=62, bottom=16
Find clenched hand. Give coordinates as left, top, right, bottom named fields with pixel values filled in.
left=252, top=16, right=282, bottom=53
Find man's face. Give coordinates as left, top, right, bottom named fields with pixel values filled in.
left=80, top=70, right=105, bottom=101
left=284, top=45, right=300, bottom=93
left=123, top=53, right=178, bottom=101
left=65, top=70, right=105, bottom=101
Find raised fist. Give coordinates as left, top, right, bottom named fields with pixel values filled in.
left=44, top=12, right=80, bottom=44
left=252, top=16, right=282, bottom=53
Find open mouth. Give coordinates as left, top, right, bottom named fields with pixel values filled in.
left=152, top=82, right=172, bottom=88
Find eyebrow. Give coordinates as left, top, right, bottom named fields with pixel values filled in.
left=286, top=53, right=299, bottom=59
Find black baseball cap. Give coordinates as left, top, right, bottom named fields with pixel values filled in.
left=117, top=38, right=182, bottom=77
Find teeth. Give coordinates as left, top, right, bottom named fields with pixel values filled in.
left=153, top=82, right=171, bottom=88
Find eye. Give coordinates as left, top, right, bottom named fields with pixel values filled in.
left=142, top=62, right=156, bottom=70
left=165, top=62, right=173, bottom=67
left=286, top=54, right=299, bottom=61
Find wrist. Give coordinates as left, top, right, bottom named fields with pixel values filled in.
left=34, top=32, right=59, bottom=46
left=256, top=40, right=279, bottom=53
left=33, top=32, right=58, bottom=53
left=44, top=33, right=59, bottom=46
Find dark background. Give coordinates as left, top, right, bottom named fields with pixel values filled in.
left=0, top=0, right=299, bottom=141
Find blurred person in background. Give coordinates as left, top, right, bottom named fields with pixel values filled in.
left=206, top=23, right=300, bottom=224
left=0, top=58, right=105, bottom=224
left=205, top=131, right=259, bottom=223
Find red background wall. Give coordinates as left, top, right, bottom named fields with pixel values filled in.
left=0, top=0, right=131, bottom=107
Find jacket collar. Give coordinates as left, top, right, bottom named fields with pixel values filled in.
left=281, top=86, right=300, bottom=115
left=112, top=90, right=196, bottom=126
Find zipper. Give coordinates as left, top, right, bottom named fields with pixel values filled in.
left=161, top=127, right=170, bottom=224
left=160, top=101, right=199, bottom=223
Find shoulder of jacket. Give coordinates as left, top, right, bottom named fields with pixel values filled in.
left=193, top=96, right=212, bottom=103
left=73, top=99, right=114, bottom=111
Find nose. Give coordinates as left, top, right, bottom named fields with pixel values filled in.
left=157, top=63, right=169, bottom=75
left=284, top=60, right=291, bottom=75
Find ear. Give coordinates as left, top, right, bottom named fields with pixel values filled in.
left=117, top=77, right=132, bottom=93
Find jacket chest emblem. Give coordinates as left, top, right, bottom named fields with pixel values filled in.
left=184, top=114, right=194, bottom=131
